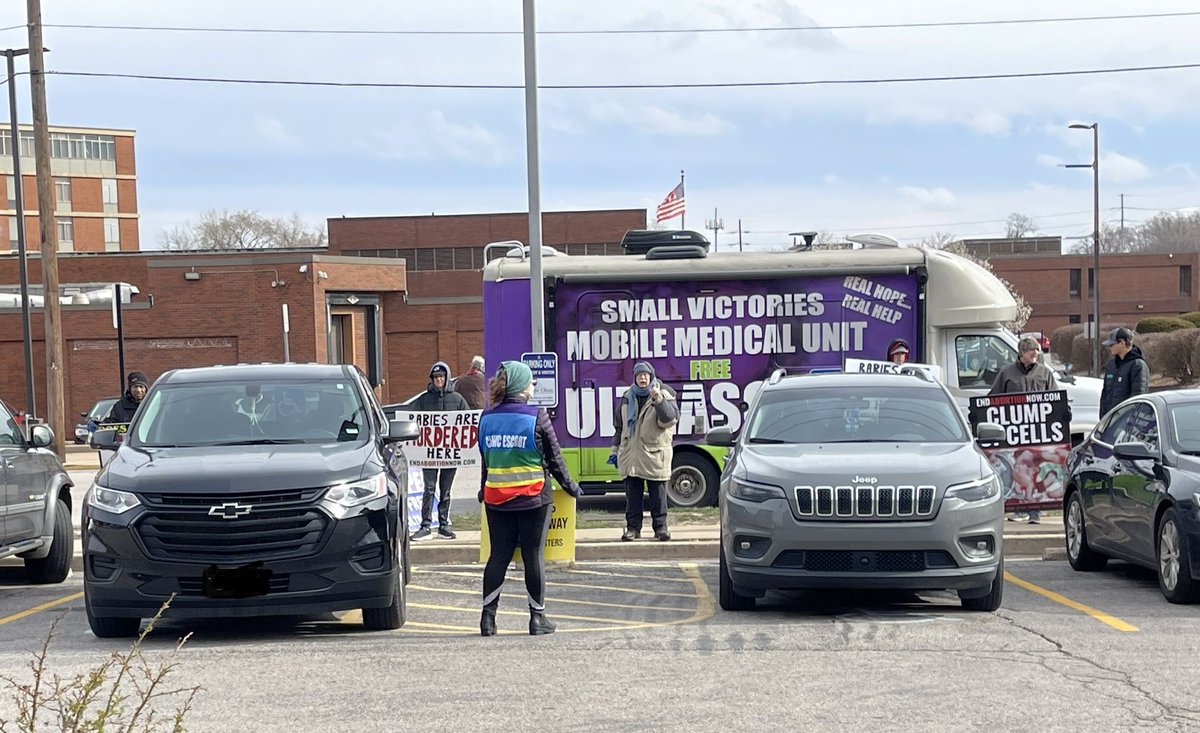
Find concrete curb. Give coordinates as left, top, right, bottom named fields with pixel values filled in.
left=64, top=533, right=1065, bottom=571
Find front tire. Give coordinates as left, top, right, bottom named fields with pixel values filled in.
left=1157, top=508, right=1200, bottom=604
left=719, top=543, right=755, bottom=611
left=960, top=559, right=1005, bottom=612
left=1065, top=491, right=1108, bottom=571
left=363, top=566, right=407, bottom=630
left=668, top=453, right=720, bottom=508
left=26, top=498, right=72, bottom=585
left=86, top=594, right=142, bottom=639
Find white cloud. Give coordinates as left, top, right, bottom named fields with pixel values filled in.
left=366, top=110, right=508, bottom=166
left=586, top=100, right=734, bottom=136
left=898, top=185, right=958, bottom=209
left=1101, top=152, right=1151, bottom=183
left=253, top=115, right=301, bottom=148
left=968, top=112, right=1011, bottom=136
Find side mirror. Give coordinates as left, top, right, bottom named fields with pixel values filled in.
left=385, top=419, right=421, bottom=443
left=1114, top=441, right=1156, bottom=462
left=705, top=427, right=735, bottom=447
left=91, top=428, right=119, bottom=449
left=29, top=425, right=54, bottom=448
left=975, top=422, right=1006, bottom=443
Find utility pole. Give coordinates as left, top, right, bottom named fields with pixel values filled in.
left=705, top=208, right=724, bottom=252
left=4, top=47, right=36, bottom=420
left=1119, top=193, right=1125, bottom=245
left=522, top=0, right=545, bottom=352
left=1066, top=122, right=1101, bottom=377
left=27, top=0, right=65, bottom=456
left=737, top=219, right=743, bottom=253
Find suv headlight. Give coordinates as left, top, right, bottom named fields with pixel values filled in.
left=87, top=485, right=141, bottom=515
left=945, top=474, right=1001, bottom=503
left=325, top=473, right=388, bottom=508
left=729, top=479, right=786, bottom=503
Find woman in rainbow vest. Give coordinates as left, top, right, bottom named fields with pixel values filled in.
left=477, top=361, right=583, bottom=636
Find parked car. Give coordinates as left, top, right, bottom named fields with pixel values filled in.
left=0, top=399, right=74, bottom=584
left=75, top=396, right=118, bottom=444
left=1064, top=390, right=1200, bottom=603
left=709, top=369, right=1006, bottom=612
left=83, top=363, right=420, bottom=638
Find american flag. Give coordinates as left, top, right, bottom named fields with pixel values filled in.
left=655, top=182, right=686, bottom=223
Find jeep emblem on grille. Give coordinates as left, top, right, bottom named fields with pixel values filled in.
left=851, top=476, right=878, bottom=484
left=208, top=502, right=253, bottom=520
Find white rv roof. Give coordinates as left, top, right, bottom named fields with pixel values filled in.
left=483, top=247, right=1016, bottom=327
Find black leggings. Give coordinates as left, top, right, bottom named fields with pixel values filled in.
left=482, top=504, right=552, bottom=612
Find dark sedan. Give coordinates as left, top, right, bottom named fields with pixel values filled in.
left=1064, top=390, right=1200, bottom=603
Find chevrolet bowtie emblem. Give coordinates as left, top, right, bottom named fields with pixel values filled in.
left=208, top=502, right=253, bottom=520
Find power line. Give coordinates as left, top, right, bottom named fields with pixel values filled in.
left=27, top=12, right=1200, bottom=37
left=45, top=61, right=1200, bottom=90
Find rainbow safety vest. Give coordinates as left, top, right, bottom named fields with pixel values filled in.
left=478, top=403, right=545, bottom=505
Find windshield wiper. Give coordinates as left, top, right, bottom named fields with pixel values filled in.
left=212, top=438, right=306, bottom=446
left=748, top=437, right=787, bottom=444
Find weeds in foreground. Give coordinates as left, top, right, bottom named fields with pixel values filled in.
left=0, top=598, right=202, bottom=732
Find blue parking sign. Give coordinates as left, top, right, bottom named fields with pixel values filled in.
left=521, top=352, right=557, bottom=408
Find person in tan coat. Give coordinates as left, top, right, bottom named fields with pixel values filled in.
left=610, top=361, right=679, bottom=541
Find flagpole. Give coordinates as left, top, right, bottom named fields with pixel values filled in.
left=679, top=169, right=685, bottom=229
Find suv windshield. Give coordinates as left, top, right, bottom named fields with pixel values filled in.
left=747, top=385, right=967, bottom=444
left=132, top=378, right=367, bottom=447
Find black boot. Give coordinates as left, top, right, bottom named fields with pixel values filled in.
left=529, top=609, right=556, bottom=636
left=480, top=608, right=497, bottom=637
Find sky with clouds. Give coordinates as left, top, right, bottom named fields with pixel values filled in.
left=3, top=0, right=1198, bottom=249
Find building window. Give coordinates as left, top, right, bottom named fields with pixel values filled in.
left=1068, top=315, right=1080, bottom=324
left=7, top=216, right=16, bottom=247
left=1182, top=266, right=1193, bottom=297
left=47, top=132, right=115, bottom=161
left=1068, top=269, right=1081, bottom=300
left=56, top=217, right=73, bottom=245
left=102, top=178, right=118, bottom=212
left=1087, top=268, right=1094, bottom=294
left=4, top=175, right=13, bottom=210
left=55, top=178, right=71, bottom=207
left=104, top=218, right=120, bottom=251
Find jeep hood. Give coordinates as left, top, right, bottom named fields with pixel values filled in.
left=735, top=442, right=988, bottom=490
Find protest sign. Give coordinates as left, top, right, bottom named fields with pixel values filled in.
left=479, top=486, right=576, bottom=563
left=843, top=358, right=943, bottom=381
left=969, top=390, right=1070, bottom=511
left=392, top=409, right=481, bottom=468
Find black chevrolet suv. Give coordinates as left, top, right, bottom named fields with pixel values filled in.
left=84, top=363, right=418, bottom=638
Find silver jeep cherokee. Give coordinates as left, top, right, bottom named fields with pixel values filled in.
left=707, top=369, right=1005, bottom=612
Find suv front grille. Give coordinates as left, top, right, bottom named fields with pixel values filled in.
left=772, top=550, right=958, bottom=572
left=794, top=485, right=938, bottom=520
left=133, top=488, right=331, bottom=563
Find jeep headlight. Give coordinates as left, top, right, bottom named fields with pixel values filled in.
left=326, top=474, right=388, bottom=508
left=729, top=479, right=786, bottom=503
left=87, top=485, right=141, bottom=515
left=945, top=474, right=1001, bottom=503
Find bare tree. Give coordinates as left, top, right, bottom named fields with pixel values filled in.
left=1005, top=212, right=1038, bottom=239
left=159, top=209, right=326, bottom=251
left=1137, top=210, right=1200, bottom=253
left=917, top=231, right=959, bottom=249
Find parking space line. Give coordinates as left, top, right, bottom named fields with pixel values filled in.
left=0, top=592, right=83, bottom=627
left=408, top=584, right=696, bottom=613
left=563, top=568, right=698, bottom=585
left=1004, top=571, right=1139, bottom=632
left=410, top=602, right=645, bottom=627
left=412, top=568, right=701, bottom=599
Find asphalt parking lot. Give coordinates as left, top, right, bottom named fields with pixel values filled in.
left=3, top=558, right=1200, bottom=731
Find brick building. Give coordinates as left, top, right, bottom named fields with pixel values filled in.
left=2, top=125, right=140, bottom=252
left=328, top=209, right=646, bottom=398
left=982, top=247, right=1200, bottom=335
left=0, top=250, right=404, bottom=424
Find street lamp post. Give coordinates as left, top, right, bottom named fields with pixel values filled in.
left=4, top=48, right=36, bottom=419
left=1066, top=122, right=1101, bottom=376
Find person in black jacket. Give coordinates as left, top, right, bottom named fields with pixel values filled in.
left=411, top=361, right=471, bottom=541
left=477, top=361, right=583, bottom=636
left=104, top=371, right=150, bottom=425
left=1099, top=328, right=1149, bottom=416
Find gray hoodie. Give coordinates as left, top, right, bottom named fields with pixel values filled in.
left=412, top=360, right=470, bottom=412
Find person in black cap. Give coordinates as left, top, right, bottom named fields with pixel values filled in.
left=887, top=339, right=910, bottom=364
left=611, top=361, right=679, bottom=541
left=1099, top=327, right=1148, bottom=417
left=104, top=371, right=150, bottom=425
left=411, top=360, right=471, bottom=541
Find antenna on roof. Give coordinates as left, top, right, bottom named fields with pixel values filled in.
left=846, top=233, right=901, bottom=249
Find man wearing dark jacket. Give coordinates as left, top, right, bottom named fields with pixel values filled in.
left=456, top=355, right=486, bottom=410
left=104, top=371, right=150, bottom=425
left=1099, top=327, right=1149, bottom=417
left=990, top=337, right=1059, bottom=395
left=412, top=361, right=471, bottom=540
